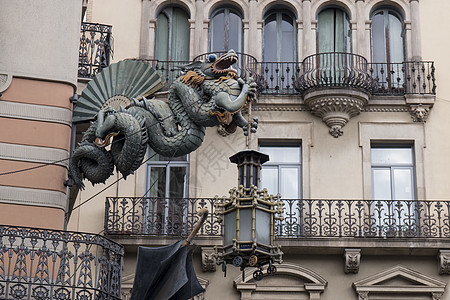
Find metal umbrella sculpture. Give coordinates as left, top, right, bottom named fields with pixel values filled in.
left=129, top=208, right=208, bottom=300
left=70, top=51, right=258, bottom=189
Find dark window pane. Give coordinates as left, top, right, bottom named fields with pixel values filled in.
left=281, top=15, right=294, bottom=61
left=211, top=10, right=225, bottom=51
left=371, top=13, right=386, bottom=63
left=388, top=13, right=404, bottom=63
left=263, top=16, right=277, bottom=61
left=169, top=167, right=186, bottom=198
left=228, top=12, right=241, bottom=51
left=149, top=167, right=166, bottom=197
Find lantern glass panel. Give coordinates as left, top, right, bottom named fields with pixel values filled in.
left=255, top=209, right=271, bottom=244
left=224, top=210, right=237, bottom=245
left=239, top=208, right=252, bottom=241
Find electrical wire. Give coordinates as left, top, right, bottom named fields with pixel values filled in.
left=0, top=84, right=234, bottom=177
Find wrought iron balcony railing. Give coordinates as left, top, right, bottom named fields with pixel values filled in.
left=104, top=197, right=220, bottom=237
left=259, top=61, right=302, bottom=95
left=125, top=52, right=436, bottom=97
left=79, top=22, right=114, bottom=79
left=105, top=197, right=450, bottom=240
left=133, top=52, right=262, bottom=93
left=369, top=61, right=436, bottom=95
left=295, top=52, right=374, bottom=94
left=0, top=225, right=123, bottom=300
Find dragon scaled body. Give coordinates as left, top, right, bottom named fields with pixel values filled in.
left=70, top=50, right=258, bottom=189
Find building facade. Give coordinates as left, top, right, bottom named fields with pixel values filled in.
left=67, top=0, right=450, bottom=299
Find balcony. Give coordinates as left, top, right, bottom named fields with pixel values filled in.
left=0, top=225, right=123, bottom=300
left=78, top=22, right=114, bottom=79
left=105, top=197, right=450, bottom=254
left=132, top=52, right=262, bottom=93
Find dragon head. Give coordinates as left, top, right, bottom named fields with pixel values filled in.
left=182, top=50, right=238, bottom=79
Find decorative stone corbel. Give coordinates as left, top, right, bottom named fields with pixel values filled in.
left=201, top=247, right=216, bottom=272
left=410, top=104, right=430, bottom=122
left=438, top=250, right=450, bottom=274
left=344, top=248, right=361, bottom=274
left=432, top=292, right=444, bottom=300
left=358, top=291, right=369, bottom=300
left=303, top=90, right=369, bottom=138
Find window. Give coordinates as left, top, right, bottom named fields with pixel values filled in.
left=371, top=144, right=416, bottom=235
left=259, top=143, right=302, bottom=236
left=263, top=10, right=296, bottom=62
left=262, top=9, right=297, bottom=93
left=317, top=7, right=351, bottom=54
left=371, top=9, right=405, bottom=91
left=155, top=7, right=190, bottom=62
left=145, top=148, right=189, bottom=234
left=316, top=7, right=352, bottom=85
left=209, top=8, right=243, bottom=53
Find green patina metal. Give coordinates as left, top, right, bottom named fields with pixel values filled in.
left=70, top=50, right=258, bottom=189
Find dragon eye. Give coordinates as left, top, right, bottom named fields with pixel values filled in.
left=208, top=55, right=217, bottom=62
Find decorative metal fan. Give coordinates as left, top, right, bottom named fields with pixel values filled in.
left=73, top=60, right=165, bottom=123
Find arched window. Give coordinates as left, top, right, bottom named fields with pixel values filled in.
left=263, top=10, right=296, bottom=62
left=155, top=6, right=190, bottom=61
left=209, top=7, right=243, bottom=52
left=370, top=9, right=405, bottom=92
left=317, top=7, right=351, bottom=53
left=371, top=9, right=405, bottom=64
left=262, top=9, right=297, bottom=94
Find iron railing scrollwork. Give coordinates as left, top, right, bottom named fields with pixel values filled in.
left=79, top=22, right=114, bottom=79
left=121, top=52, right=436, bottom=97
left=259, top=61, right=302, bottom=95
left=369, top=61, right=436, bottom=95
left=295, top=52, right=375, bottom=94
left=105, top=197, right=221, bottom=237
left=105, top=197, right=450, bottom=240
left=0, top=225, right=123, bottom=300
left=276, top=199, right=450, bottom=238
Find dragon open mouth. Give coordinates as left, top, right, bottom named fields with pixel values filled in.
left=212, top=52, right=238, bottom=76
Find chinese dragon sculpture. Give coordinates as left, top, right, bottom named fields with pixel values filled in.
left=70, top=50, right=258, bottom=189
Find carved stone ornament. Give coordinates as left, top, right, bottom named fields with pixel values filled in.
left=344, top=249, right=361, bottom=274
left=358, top=291, right=369, bottom=300
left=432, top=292, right=443, bottom=300
left=303, top=90, right=369, bottom=138
left=438, top=250, right=450, bottom=274
left=410, top=104, right=431, bottom=122
left=201, top=247, right=216, bottom=272
left=0, top=73, right=13, bottom=93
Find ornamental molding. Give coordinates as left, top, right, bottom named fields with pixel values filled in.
left=344, top=249, right=361, bottom=274
left=253, top=105, right=306, bottom=112
left=362, top=106, right=409, bottom=112
left=438, top=250, right=450, bottom=274
left=303, top=90, right=369, bottom=138
left=0, top=73, right=13, bottom=93
left=201, top=247, right=216, bottom=272
left=353, top=265, right=446, bottom=299
left=410, top=104, right=431, bottom=122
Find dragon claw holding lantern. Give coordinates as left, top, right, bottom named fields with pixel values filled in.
left=70, top=50, right=259, bottom=189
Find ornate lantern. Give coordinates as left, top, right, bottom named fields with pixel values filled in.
left=215, top=149, right=283, bottom=281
